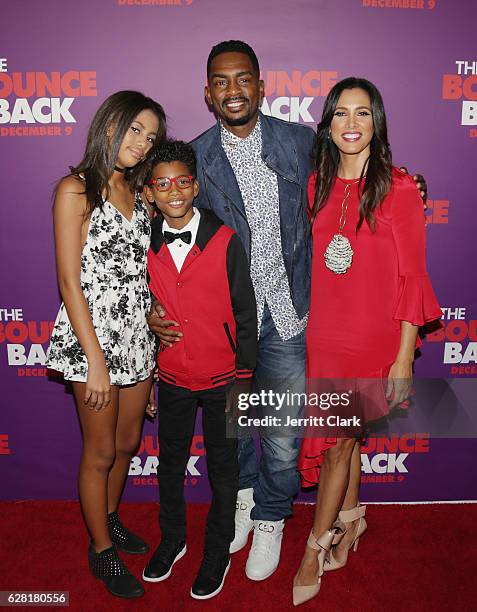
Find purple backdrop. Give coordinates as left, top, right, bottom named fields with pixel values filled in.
left=1, top=0, right=476, bottom=503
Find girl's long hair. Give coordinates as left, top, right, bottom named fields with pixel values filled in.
left=66, top=90, right=166, bottom=216
left=310, top=77, right=392, bottom=231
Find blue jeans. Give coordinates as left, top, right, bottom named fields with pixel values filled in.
left=238, top=305, right=306, bottom=521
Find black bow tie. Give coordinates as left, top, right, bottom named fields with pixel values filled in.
left=163, top=230, right=192, bottom=245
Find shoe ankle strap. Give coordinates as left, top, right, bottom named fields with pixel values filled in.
left=307, top=529, right=335, bottom=552
left=331, top=519, right=347, bottom=545
left=338, top=504, right=366, bottom=523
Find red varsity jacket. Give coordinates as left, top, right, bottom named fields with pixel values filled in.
left=147, top=209, right=257, bottom=391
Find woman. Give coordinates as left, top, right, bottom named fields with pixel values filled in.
left=46, top=91, right=166, bottom=599
left=292, top=78, right=441, bottom=605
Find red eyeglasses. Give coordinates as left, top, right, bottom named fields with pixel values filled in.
left=148, top=175, right=194, bottom=192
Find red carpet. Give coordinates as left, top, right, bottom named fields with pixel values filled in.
left=1, top=501, right=474, bottom=611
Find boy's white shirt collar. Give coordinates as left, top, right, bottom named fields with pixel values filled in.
left=162, top=206, right=199, bottom=234
left=162, top=207, right=199, bottom=272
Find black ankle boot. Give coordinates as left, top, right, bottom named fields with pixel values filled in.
left=107, top=511, right=149, bottom=554
left=88, top=544, right=144, bottom=599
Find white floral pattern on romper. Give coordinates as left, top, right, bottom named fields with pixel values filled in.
left=46, top=193, right=156, bottom=385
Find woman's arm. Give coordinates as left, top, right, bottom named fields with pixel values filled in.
left=53, top=177, right=110, bottom=410
left=386, top=321, right=417, bottom=408
left=387, top=172, right=441, bottom=408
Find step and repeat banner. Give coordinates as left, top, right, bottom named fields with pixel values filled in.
left=1, top=0, right=476, bottom=503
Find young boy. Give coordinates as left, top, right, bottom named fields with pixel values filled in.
left=142, top=140, right=257, bottom=600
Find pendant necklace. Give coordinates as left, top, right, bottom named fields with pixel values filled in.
left=324, top=178, right=359, bottom=274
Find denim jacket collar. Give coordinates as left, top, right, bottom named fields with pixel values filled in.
left=202, top=122, right=246, bottom=216
left=259, top=113, right=300, bottom=184
left=203, top=112, right=300, bottom=190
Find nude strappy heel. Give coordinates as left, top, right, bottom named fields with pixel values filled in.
left=324, top=504, right=367, bottom=571
left=292, top=528, right=336, bottom=607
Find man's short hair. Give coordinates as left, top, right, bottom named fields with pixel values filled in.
left=207, top=40, right=260, bottom=77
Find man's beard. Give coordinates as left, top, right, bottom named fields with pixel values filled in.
left=219, top=97, right=258, bottom=127
left=223, top=112, right=255, bottom=126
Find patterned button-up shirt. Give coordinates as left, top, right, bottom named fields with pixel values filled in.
left=221, top=118, right=307, bottom=341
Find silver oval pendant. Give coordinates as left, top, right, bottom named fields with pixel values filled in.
left=324, top=234, right=353, bottom=274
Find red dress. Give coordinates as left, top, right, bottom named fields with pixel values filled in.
left=298, top=168, right=441, bottom=485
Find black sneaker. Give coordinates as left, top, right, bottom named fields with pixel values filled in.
left=190, top=551, right=231, bottom=600
left=88, top=544, right=144, bottom=599
left=108, top=511, right=149, bottom=555
left=142, top=539, right=187, bottom=582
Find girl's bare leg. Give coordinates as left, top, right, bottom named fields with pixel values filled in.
left=73, top=382, right=119, bottom=552
left=107, top=375, right=153, bottom=513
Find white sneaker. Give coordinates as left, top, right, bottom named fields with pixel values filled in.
left=229, top=488, right=255, bottom=554
left=245, top=519, right=285, bottom=581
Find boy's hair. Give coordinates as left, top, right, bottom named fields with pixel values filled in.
left=207, top=40, right=260, bottom=77
left=143, top=139, right=197, bottom=186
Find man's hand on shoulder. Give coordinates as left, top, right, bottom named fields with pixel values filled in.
left=399, top=166, right=428, bottom=209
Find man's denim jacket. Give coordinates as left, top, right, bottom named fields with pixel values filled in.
left=191, top=111, right=315, bottom=320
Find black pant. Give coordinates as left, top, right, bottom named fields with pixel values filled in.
left=157, top=381, right=238, bottom=553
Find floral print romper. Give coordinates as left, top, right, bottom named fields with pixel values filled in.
left=46, top=193, right=156, bottom=385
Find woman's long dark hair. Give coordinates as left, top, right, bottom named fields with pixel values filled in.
left=66, top=90, right=166, bottom=216
left=311, top=77, right=392, bottom=231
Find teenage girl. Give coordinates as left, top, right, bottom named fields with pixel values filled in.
left=46, top=91, right=166, bottom=598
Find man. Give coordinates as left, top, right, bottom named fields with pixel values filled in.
left=149, top=39, right=426, bottom=583
left=193, top=41, right=313, bottom=584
